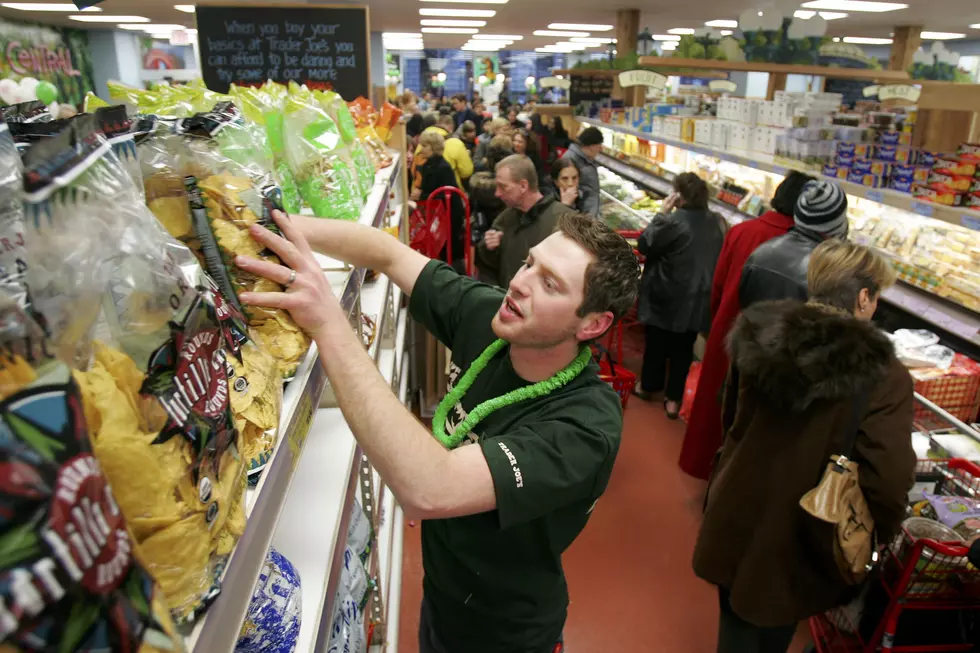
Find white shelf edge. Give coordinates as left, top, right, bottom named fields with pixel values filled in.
left=583, top=118, right=980, bottom=233
left=272, top=408, right=358, bottom=653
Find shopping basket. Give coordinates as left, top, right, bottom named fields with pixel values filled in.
left=809, top=396, right=980, bottom=653
left=593, top=327, right=637, bottom=409
left=408, top=186, right=473, bottom=276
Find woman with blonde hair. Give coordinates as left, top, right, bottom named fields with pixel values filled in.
left=693, top=239, right=915, bottom=653
left=412, top=131, right=466, bottom=272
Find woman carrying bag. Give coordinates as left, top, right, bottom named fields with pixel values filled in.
left=692, top=240, right=916, bottom=653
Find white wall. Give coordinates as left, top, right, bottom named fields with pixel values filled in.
left=87, top=29, right=141, bottom=100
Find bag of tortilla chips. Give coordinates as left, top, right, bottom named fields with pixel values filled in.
left=0, top=298, right=184, bottom=653
left=0, top=122, right=28, bottom=311
left=22, top=114, right=250, bottom=622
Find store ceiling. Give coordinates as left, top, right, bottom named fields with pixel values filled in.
left=2, top=0, right=980, bottom=51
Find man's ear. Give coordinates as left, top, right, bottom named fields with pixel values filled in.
left=577, top=311, right=614, bottom=343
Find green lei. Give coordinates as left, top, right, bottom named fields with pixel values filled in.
left=432, top=339, right=592, bottom=449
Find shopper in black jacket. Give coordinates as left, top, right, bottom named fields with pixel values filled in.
left=412, top=130, right=467, bottom=273
left=636, top=173, right=726, bottom=419
left=739, top=180, right=849, bottom=309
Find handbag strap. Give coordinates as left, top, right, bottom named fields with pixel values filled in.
left=839, top=384, right=874, bottom=460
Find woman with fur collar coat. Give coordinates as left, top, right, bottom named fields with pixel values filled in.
left=693, top=240, right=916, bottom=653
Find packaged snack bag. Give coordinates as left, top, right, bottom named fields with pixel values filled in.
left=0, top=122, right=28, bottom=311
left=0, top=298, right=184, bottom=653
left=283, top=91, right=363, bottom=220
left=1, top=101, right=51, bottom=124
left=22, top=114, right=249, bottom=622
left=236, top=548, right=302, bottom=653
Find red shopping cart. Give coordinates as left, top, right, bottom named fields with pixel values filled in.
left=593, top=323, right=637, bottom=410
left=409, top=186, right=473, bottom=276
left=809, top=457, right=980, bottom=653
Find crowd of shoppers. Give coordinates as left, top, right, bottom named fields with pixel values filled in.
left=389, top=90, right=917, bottom=653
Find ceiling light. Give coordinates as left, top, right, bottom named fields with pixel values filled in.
left=801, top=1, right=907, bottom=11
left=920, top=31, right=965, bottom=39
left=2, top=3, right=100, bottom=10
left=533, top=30, right=589, bottom=37
left=971, top=24, right=980, bottom=29
left=548, top=23, right=614, bottom=31
left=794, top=10, right=848, bottom=18
left=555, top=41, right=588, bottom=49
left=421, top=27, right=479, bottom=33
left=119, top=24, right=187, bottom=31
left=174, top=4, right=195, bottom=12
left=705, top=20, right=738, bottom=27
left=842, top=36, right=893, bottom=43
left=652, top=34, right=682, bottom=41
left=463, top=44, right=504, bottom=50
left=667, top=28, right=695, bottom=34
left=720, top=30, right=733, bottom=35
left=383, top=32, right=423, bottom=38
left=472, top=34, right=523, bottom=40
left=419, top=19, right=486, bottom=26
left=388, top=44, right=424, bottom=50
left=570, top=37, right=616, bottom=43
left=69, top=14, right=150, bottom=22
left=661, top=42, right=678, bottom=50
left=466, top=40, right=512, bottom=46
left=419, top=8, right=495, bottom=17
left=420, top=0, right=507, bottom=3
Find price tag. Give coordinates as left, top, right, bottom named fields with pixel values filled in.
left=772, top=166, right=787, bottom=176
left=962, top=214, right=980, bottom=232
left=747, top=160, right=759, bottom=170
left=911, top=201, right=934, bottom=217
left=866, top=190, right=883, bottom=203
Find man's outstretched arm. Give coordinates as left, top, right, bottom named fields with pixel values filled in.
left=291, top=215, right=429, bottom=298
left=237, top=212, right=497, bottom=521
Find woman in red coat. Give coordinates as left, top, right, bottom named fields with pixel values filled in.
left=679, top=172, right=814, bottom=480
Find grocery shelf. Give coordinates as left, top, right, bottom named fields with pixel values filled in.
left=185, top=152, right=404, bottom=653
left=881, top=283, right=980, bottom=348
left=596, top=140, right=980, bottom=347
left=270, top=408, right=358, bottom=653
left=582, top=119, right=980, bottom=234
left=596, top=152, right=748, bottom=226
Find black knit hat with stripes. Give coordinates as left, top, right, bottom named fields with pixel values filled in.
left=794, top=180, right=849, bottom=238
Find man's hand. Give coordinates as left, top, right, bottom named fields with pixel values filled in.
left=560, top=186, right=579, bottom=207
left=410, top=187, right=422, bottom=202
left=483, top=229, right=502, bottom=251
left=236, top=210, right=342, bottom=339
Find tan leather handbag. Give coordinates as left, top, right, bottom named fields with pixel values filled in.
left=800, top=389, right=876, bottom=585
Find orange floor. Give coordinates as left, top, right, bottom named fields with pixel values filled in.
left=396, top=394, right=814, bottom=652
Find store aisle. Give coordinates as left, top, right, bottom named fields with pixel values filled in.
left=396, top=397, right=812, bottom=652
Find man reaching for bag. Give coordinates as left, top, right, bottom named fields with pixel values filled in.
left=235, top=210, right=639, bottom=653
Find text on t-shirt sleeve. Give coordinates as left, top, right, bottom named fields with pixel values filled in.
left=481, top=417, right=620, bottom=530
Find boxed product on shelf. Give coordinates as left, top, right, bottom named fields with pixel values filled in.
left=891, top=164, right=931, bottom=185
left=913, top=183, right=965, bottom=206
left=918, top=150, right=943, bottom=168
left=876, top=145, right=914, bottom=164
left=694, top=118, right=713, bottom=147
left=837, top=141, right=874, bottom=159
left=836, top=153, right=855, bottom=167
left=847, top=170, right=885, bottom=188
left=889, top=177, right=915, bottom=193
left=965, top=193, right=980, bottom=210
left=927, top=169, right=975, bottom=192
left=879, top=131, right=913, bottom=147
left=933, top=156, right=978, bottom=177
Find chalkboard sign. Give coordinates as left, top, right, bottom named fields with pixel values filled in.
left=196, top=4, right=369, bottom=98
left=569, top=74, right=614, bottom=104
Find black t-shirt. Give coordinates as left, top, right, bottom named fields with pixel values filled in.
left=409, top=261, right=623, bottom=653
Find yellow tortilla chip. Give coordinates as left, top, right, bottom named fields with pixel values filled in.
left=148, top=196, right=193, bottom=240
left=0, top=354, right=37, bottom=401
left=139, top=514, right=212, bottom=618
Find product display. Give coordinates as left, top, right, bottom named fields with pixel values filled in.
left=2, top=71, right=401, bottom=650
left=22, top=114, right=247, bottom=622
left=593, top=118, right=980, bottom=318
left=0, top=298, right=183, bottom=653
left=236, top=547, right=302, bottom=653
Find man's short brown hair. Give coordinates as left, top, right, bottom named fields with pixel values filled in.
left=496, top=154, right=538, bottom=192
left=556, top=213, right=640, bottom=324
